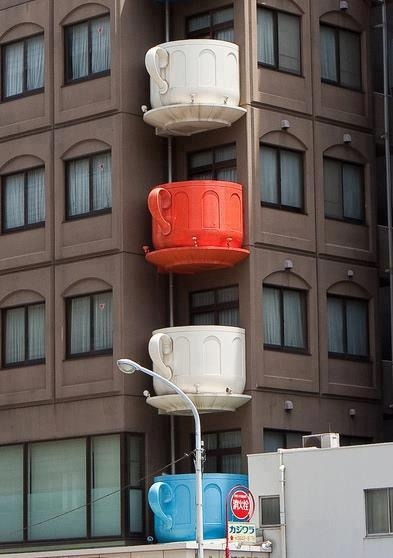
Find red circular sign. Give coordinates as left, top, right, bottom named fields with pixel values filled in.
left=230, top=490, right=253, bottom=521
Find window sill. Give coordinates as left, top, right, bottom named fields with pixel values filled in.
left=325, top=216, right=366, bottom=226
left=264, top=345, right=310, bottom=356
left=257, top=62, right=303, bottom=78
left=365, top=533, right=393, bottom=539
left=328, top=353, right=370, bottom=363
left=2, top=359, right=45, bottom=370
left=64, top=209, right=112, bottom=222
left=1, top=222, right=45, bottom=234
left=1, top=87, right=44, bottom=103
left=62, top=70, right=110, bottom=87
left=321, top=79, right=363, bottom=94
left=65, top=349, right=113, bottom=361
left=261, top=202, right=305, bottom=214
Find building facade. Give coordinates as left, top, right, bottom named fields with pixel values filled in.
left=0, top=0, right=390, bottom=552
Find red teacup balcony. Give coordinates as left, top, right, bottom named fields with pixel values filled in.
left=145, top=180, right=249, bottom=273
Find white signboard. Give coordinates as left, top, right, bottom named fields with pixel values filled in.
left=228, top=521, right=257, bottom=544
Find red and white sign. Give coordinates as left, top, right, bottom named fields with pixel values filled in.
left=230, top=489, right=254, bottom=521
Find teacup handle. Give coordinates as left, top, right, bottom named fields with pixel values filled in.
left=148, top=333, right=173, bottom=380
left=145, top=46, right=169, bottom=95
left=148, top=187, right=172, bottom=236
left=148, top=481, right=173, bottom=530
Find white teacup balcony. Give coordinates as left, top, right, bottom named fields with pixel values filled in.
left=145, top=325, right=251, bottom=415
left=143, top=40, right=247, bottom=136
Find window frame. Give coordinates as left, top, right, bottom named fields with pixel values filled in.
left=260, top=143, right=304, bottom=212
left=323, top=157, right=365, bottom=224
left=327, top=294, right=369, bottom=361
left=189, top=285, right=239, bottom=326
left=186, top=6, right=234, bottom=39
left=1, top=302, right=45, bottom=369
left=65, top=150, right=112, bottom=220
left=257, top=6, right=302, bottom=76
left=259, top=495, right=281, bottom=528
left=1, top=165, right=45, bottom=233
left=65, top=290, right=113, bottom=359
left=1, top=32, right=45, bottom=102
left=0, top=432, right=145, bottom=546
left=187, top=143, right=237, bottom=181
left=263, top=428, right=310, bottom=453
left=191, top=429, right=242, bottom=474
left=365, top=488, right=393, bottom=536
left=263, top=285, right=308, bottom=353
left=64, top=14, right=111, bottom=85
left=320, top=23, right=362, bottom=91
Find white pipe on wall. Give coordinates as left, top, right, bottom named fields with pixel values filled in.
left=279, top=450, right=287, bottom=558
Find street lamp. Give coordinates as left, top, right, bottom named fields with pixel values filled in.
left=116, top=358, right=204, bottom=558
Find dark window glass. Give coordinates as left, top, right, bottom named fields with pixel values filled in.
left=324, top=158, right=364, bottom=223
left=260, top=496, right=280, bottom=527
left=128, top=434, right=144, bottom=535
left=320, top=25, right=361, bottom=90
left=263, top=429, right=307, bottom=453
left=327, top=296, right=369, bottom=359
left=2, top=34, right=44, bottom=100
left=65, top=15, right=110, bottom=83
left=379, top=278, right=391, bottom=360
left=257, top=8, right=301, bottom=74
left=187, top=6, right=234, bottom=41
left=2, top=167, right=45, bottom=232
left=365, top=488, right=393, bottom=535
left=203, top=430, right=241, bottom=473
left=190, top=285, right=239, bottom=326
left=0, top=445, right=23, bottom=542
left=66, top=291, right=112, bottom=357
left=66, top=152, right=111, bottom=219
left=263, top=286, right=307, bottom=351
left=188, top=144, right=237, bottom=182
left=3, top=303, right=45, bottom=367
left=260, top=145, right=303, bottom=210
left=340, top=435, right=372, bottom=446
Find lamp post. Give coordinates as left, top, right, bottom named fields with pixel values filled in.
left=116, top=358, right=204, bottom=558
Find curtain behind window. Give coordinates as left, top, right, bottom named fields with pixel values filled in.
left=366, top=489, right=389, bottom=534
left=28, top=304, right=45, bottom=360
left=92, top=153, right=111, bottom=211
left=69, top=296, right=90, bottom=354
left=91, top=435, right=120, bottom=537
left=68, top=158, right=89, bottom=216
left=4, top=42, right=23, bottom=97
left=261, top=146, right=278, bottom=204
left=343, top=163, right=362, bottom=220
left=278, top=13, right=300, bottom=73
left=263, top=287, right=281, bottom=345
left=283, top=290, right=305, bottom=348
left=281, top=150, right=302, bottom=208
left=0, top=445, right=23, bottom=542
left=26, top=35, right=44, bottom=91
left=324, top=159, right=342, bottom=218
left=27, top=168, right=45, bottom=224
left=328, top=297, right=344, bottom=353
left=93, top=292, right=112, bottom=350
left=339, top=30, right=361, bottom=89
left=69, top=22, right=88, bottom=79
left=346, top=299, right=368, bottom=356
left=5, top=307, right=25, bottom=364
left=257, top=8, right=275, bottom=65
left=91, top=16, right=110, bottom=74
left=320, top=26, right=337, bottom=82
left=4, top=173, right=24, bottom=229
left=28, top=439, right=86, bottom=540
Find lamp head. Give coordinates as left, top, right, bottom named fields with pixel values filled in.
left=117, top=358, right=140, bottom=375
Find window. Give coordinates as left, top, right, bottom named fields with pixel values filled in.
left=65, top=15, right=110, bottom=83
left=66, top=152, right=111, bottom=219
left=0, top=434, right=143, bottom=543
left=1, top=34, right=44, bottom=100
left=259, top=496, right=280, bottom=527
left=340, top=435, right=372, bottom=446
left=187, top=6, right=234, bottom=41
left=263, top=429, right=307, bottom=453
left=66, top=291, right=112, bottom=357
left=327, top=296, right=369, bottom=359
left=188, top=144, right=236, bottom=182
left=263, top=286, right=307, bottom=351
left=2, top=167, right=45, bottom=232
left=257, top=7, right=301, bottom=75
left=324, top=158, right=364, bottom=222
left=320, top=25, right=361, bottom=90
left=260, top=145, right=303, bottom=210
left=190, top=286, right=239, bottom=326
left=365, top=488, right=393, bottom=535
left=2, top=303, right=45, bottom=367
left=203, top=430, right=241, bottom=473
left=128, top=435, right=144, bottom=534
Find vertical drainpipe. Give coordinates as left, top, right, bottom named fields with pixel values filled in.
left=278, top=450, right=287, bottom=558
left=381, top=0, right=393, bottom=395
left=165, top=0, right=176, bottom=475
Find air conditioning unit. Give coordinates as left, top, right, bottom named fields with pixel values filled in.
left=302, top=433, right=340, bottom=449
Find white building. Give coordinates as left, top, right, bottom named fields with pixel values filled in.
left=248, top=440, right=393, bottom=558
